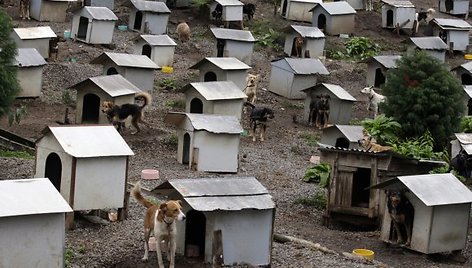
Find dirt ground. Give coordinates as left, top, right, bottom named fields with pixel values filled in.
left=1, top=0, right=472, bottom=267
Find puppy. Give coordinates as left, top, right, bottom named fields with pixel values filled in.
left=358, top=133, right=392, bottom=152
left=132, top=182, right=186, bottom=268
left=19, top=0, right=30, bottom=20
left=308, top=94, right=330, bottom=129
left=294, top=37, right=304, bottom=58
left=101, top=92, right=152, bottom=135
left=386, top=190, right=414, bottom=246
left=244, top=102, right=275, bottom=142
left=176, top=22, right=190, bottom=42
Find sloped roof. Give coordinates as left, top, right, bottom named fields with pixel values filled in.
left=152, top=177, right=275, bottom=211
left=189, top=57, right=251, bottom=70
left=324, top=125, right=364, bottom=142
left=182, top=81, right=247, bottom=100
left=126, top=0, right=171, bottom=13
left=164, top=112, right=243, bottom=134
left=433, top=18, right=472, bottom=30
left=78, top=6, right=118, bottom=20
left=13, top=26, right=57, bottom=40
left=410, top=36, right=448, bottom=50
left=90, top=52, right=160, bottom=69
left=453, top=61, right=472, bottom=73
left=215, top=0, right=244, bottom=6
left=290, top=25, right=325, bottom=38
left=211, top=28, right=256, bottom=42
left=138, top=34, right=177, bottom=46
left=381, top=0, right=415, bottom=8
left=13, top=48, right=47, bottom=67
left=361, top=55, right=401, bottom=69
left=454, top=132, right=472, bottom=155
left=0, top=178, right=73, bottom=218
left=38, top=125, right=134, bottom=158
left=70, top=74, right=141, bottom=97
left=309, top=2, right=357, bottom=15
left=272, top=58, right=329, bottom=75
left=464, top=85, right=472, bottom=98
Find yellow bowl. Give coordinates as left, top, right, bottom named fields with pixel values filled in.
left=162, top=66, right=174, bottom=74
left=352, top=249, right=375, bottom=260
left=465, top=54, right=472, bottom=60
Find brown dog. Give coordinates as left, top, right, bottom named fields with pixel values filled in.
left=132, top=182, right=186, bottom=268
left=294, top=37, right=304, bottom=58
left=176, top=22, right=190, bottom=42
left=387, top=190, right=414, bottom=246
left=19, top=0, right=30, bottom=20
left=358, top=132, right=392, bottom=152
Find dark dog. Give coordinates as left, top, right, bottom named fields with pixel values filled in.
left=450, top=150, right=472, bottom=179
left=386, top=190, right=414, bottom=246
left=243, top=3, right=256, bottom=20
left=244, top=102, right=274, bottom=142
left=308, top=94, right=330, bottom=129
left=101, top=92, right=152, bottom=135
left=212, top=3, right=223, bottom=20
left=49, top=37, right=59, bottom=60
left=19, top=0, right=30, bottom=20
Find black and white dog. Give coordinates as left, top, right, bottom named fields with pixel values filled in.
left=244, top=102, right=275, bottom=142
left=308, top=94, right=330, bottom=129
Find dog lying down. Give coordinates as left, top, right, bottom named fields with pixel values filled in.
left=358, top=132, right=392, bottom=153
left=244, top=102, right=274, bottom=142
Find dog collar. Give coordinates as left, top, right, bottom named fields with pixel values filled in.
left=163, top=217, right=174, bottom=226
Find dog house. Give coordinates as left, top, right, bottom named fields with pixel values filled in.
left=210, top=28, right=256, bottom=65
left=318, top=145, right=446, bottom=225
left=70, top=74, right=141, bottom=125
left=210, top=0, right=244, bottom=24
left=302, top=83, right=356, bottom=125
left=164, top=112, right=242, bottom=172
left=151, top=177, right=274, bottom=266
left=124, top=0, right=171, bottom=35
left=280, top=0, right=321, bottom=22
left=361, top=55, right=401, bottom=87
left=346, top=0, right=365, bottom=10
left=320, top=125, right=365, bottom=149
left=30, top=0, right=78, bottom=22
left=0, top=178, right=72, bottom=268
left=90, top=52, right=159, bottom=92
left=269, top=58, right=329, bottom=99
left=373, top=173, right=472, bottom=254
left=182, top=81, right=247, bottom=120
left=431, top=18, right=472, bottom=52
left=85, top=0, right=114, bottom=10
left=71, top=6, right=118, bottom=44
left=133, top=34, right=177, bottom=67
left=463, top=86, right=472, bottom=115
left=13, top=48, right=47, bottom=98
left=409, top=37, right=448, bottom=63
left=439, top=0, right=470, bottom=15
left=35, top=125, right=134, bottom=228
left=453, top=62, right=472, bottom=85
left=310, top=2, right=357, bottom=36
left=450, top=133, right=472, bottom=159
left=284, top=25, right=326, bottom=58
left=381, top=0, right=416, bottom=30
left=189, top=57, right=251, bottom=90
left=11, top=26, right=57, bottom=59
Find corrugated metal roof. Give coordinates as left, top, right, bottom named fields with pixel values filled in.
left=276, top=58, right=330, bottom=75
left=164, top=112, right=243, bottom=134
left=410, top=37, right=448, bottom=50
left=309, top=2, right=357, bottom=15
left=291, top=25, right=325, bottom=38
left=333, top=125, right=364, bottom=142
left=139, top=34, right=177, bottom=46
left=14, top=48, right=47, bottom=67
left=215, top=0, right=244, bottom=6
left=362, top=55, right=401, bottom=68
left=211, top=28, right=256, bottom=42
left=82, top=6, right=118, bottom=20
left=464, top=86, right=472, bottom=98
left=128, top=0, right=171, bottom=13
left=433, top=18, right=472, bottom=30
left=182, top=81, right=247, bottom=100
left=381, top=0, right=415, bottom=8
left=90, top=52, right=160, bottom=69
left=40, top=125, right=134, bottom=157
left=13, top=26, right=57, bottom=40
left=70, top=74, right=141, bottom=97
left=189, top=57, right=251, bottom=70
left=0, top=178, right=72, bottom=218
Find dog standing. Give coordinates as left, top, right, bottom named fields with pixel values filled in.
left=308, top=94, right=330, bottom=129
left=294, top=37, right=304, bottom=58
left=132, top=182, right=186, bottom=268
left=176, top=22, right=190, bottom=42
left=360, top=86, right=386, bottom=117
left=386, top=190, right=414, bottom=246
left=242, top=3, right=256, bottom=20
left=19, top=0, right=30, bottom=20
left=245, top=73, right=259, bottom=104
left=244, top=102, right=274, bottom=142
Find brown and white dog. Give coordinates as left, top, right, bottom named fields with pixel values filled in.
left=245, top=73, right=259, bottom=104
left=358, top=132, right=392, bottom=152
left=19, top=0, right=30, bottom=20
left=386, top=190, right=414, bottom=246
left=132, top=182, right=186, bottom=268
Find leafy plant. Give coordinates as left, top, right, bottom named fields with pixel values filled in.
left=65, top=249, right=74, bottom=268
left=303, top=163, right=331, bottom=187
left=299, top=132, right=320, bottom=147
left=460, top=116, right=472, bottom=133
left=0, top=150, right=34, bottom=159
left=344, top=37, right=380, bottom=60
left=294, top=192, right=327, bottom=210
left=388, top=131, right=444, bottom=160
left=166, top=99, right=186, bottom=109
left=251, top=20, right=284, bottom=52
left=361, top=114, right=401, bottom=144
left=158, top=78, right=177, bottom=91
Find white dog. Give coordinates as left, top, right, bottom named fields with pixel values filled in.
left=360, top=86, right=386, bottom=117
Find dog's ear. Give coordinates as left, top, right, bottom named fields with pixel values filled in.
left=177, top=200, right=183, bottom=206
left=159, top=203, right=168, bottom=211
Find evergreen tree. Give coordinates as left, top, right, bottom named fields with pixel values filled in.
left=381, top=50, right=464, bottom=150
left=0, top=10, right=19, bottom=117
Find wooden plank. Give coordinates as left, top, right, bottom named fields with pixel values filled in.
left=330, top=206, right=370, bottom=216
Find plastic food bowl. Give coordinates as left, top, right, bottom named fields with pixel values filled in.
left=118, top=25, right=128, bottom=31
left=352, top=249, right=375, bottom=260
left=141, top=169, right=159, bottom=180
left=465, top=54, right=472, bottom=60
left=162, top=66, right=174, bottom=74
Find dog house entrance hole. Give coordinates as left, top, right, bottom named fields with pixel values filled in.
left=335, top=137, right=350, bottom=149
left=461, top=74, right=472, bottom=85
left=45, top=153, right=62, bottom=191
left=317, top=14, right=327, bottom=31
left=77, top=16, right=89, bottom=40
left=386, top=10, right=394, bottom=27
left=445, top=0, right=453, bottom=12
left=352, top=168, right=371, bottom=208
left=82, top=93, right=100, bottom=123
left=134, top=11, right=143, bottom=30
left=142, top=44, right=152, bottom=58
left=374, top=68, right=386, bottom=87
left=185, top=210, right=206, bottom=259
left=107, top=67, right=119, bottom=75
left=204, top=71, right=217, bottom=81
left=190, top=98, right=203, bottom=113
left=183, top=133, right=191, bottom=164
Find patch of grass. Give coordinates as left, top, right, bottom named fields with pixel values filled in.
left=0, top=150, right=34, bottom=159
left=157, top=78, right=177, bottom=91
left=62, top=90, right=75, bottom=106
left=281, top=100, right=304, bottom=109
left=349, top=118, right=363, bottom=125
left=294, top=192, right=327, bottom=210
left=165, top=99, right=186, bottom=109
left=65, top=249, right=74, bottom=268
left=250, top=19, right=284, bottom=52
left=163, top=134, right=178, bottom=147
left=299, top=131, right=320, bottom=147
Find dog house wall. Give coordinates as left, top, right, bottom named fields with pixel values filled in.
left=431, top=19, right=472, bottom=52
left=14, top=48, right=47, bottom=98
left=127, top=1, right=171, bottom=35
left=210, top=0, right=244, bottom=21
left=282, top=0, right=320, bottom=22
left=11, top=26, right=57, bottom=59
left=310, top=2, right=356, bottom=35
left=211, top=28, right=256, bottom=65
left=320, top=125, right=364, bottom=149
left=284, top=25, right=326, bottom=58
left=453, top=62, right=472, bottom=85
left=85, top=0, right=114, bottom=9
left=410, top=37, right=448, bottom=63
left=190, top=57, right=251, bottom=90
left=71, top=7, right=117, bottom=44
left=381, top=0, right=416, bottom=29
left=439, top=0, right=469, bottom=15
left=0, top=178, right=72, bottom=268
left=30, top=0, right=77, bottom=22
left=361, top=55, right=401, bottom=87
left=133, top=35, right=176, bottom=67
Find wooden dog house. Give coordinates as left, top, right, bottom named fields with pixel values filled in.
left=320, top=125, right=365, bottom=149
left=373, top=173, right=472, bottom=254
left=284, top=25, right=326, bottom=58
left=71, top=6, right=118, bottom=45
left=209, top=0, right=244, bottom=24
left=453, top=61, right=472, bottom=85
left=151, top=177, right=275, bottom=266
left=133, top=34, right=177, bottom=67
left=210, top=28, right=256, bottom=65
left=13, top=48, right=47, bottom=98
left=310, top=2, right=357, bottom=36
left=30, top=0, right=78, bottom=22
left=439, top=0, right=470, bottom=15
left=125, top=0, right=171, bottom=35
left=381, top=0, right=416, bottom=30
left=431, top=18, right=472, bottom=52
left=35, top=125, right=134, bottom=228
left=280, top=0, right=321, bottom=23
left=85, top=0, right=114, bottom=9
left=11, top=26, right=57, bottom=59
left=409, top=37, right=448, bottom=63
left=0, top=178, right=72, bottom=268
left=189, top=57, right=251, bottom=90
left=164, top=112, right=242, bottom=172
left=361, top=55, right=401, bottom=88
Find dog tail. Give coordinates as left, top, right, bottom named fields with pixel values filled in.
left=243, top=101, right=255, bottom=109
left=135, top=92, right=152, bottom=109
left=131, top=181, right=154, bottom=209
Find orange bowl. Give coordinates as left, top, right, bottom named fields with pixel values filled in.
left=141, top=169, right=159, bottom=180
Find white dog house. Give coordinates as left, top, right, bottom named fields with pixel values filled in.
left=320, top=125, right=365, bottom=149
left=439, top=0, right=470, bottom=15
left=11, top=26, right=57, bottom=59
left=125, top=0, right=171, bottom=34
left=210, top=0, right=244, bottom=23
left=464, top=86, right=472, bottom=115
left=71, top=6, right=118, bottom=44
left=268, top=58, right=329, bottom=99
left=90, top=52, right=159, bottom=92
left=451, top=132, right=472, bottom=158
left=409, top=37, right=448, bottom=63
left=375, top=173, right=472, bottom=254
left=85, top=0, right=114, bottom=9
left=381, top=0, right=416, bottom=30
left=151, top=177, right=275, bottom=266
left=189, top=57, right=251, bottom=90
left=284, top=25, right=325, bottom=58
left=346, top=0, right=365, bottom=10
left=453, top=62, right=472, bottom=85
left=133, top=34, right=177, bottom=67
left=182, top=81, right=247, bottom=120
left=35, top=125, right=134, bottom=227
left=280, top=0, right=321, bottom=22
left=70, top=74, right=141, bottom=124
left=302, top=83, right=356, bottom=124
left=13, top=48, right=47, bottom=98
left=431, top=18, right=472, bottom=52
left=30, top=0, right=78, bottom=22
left=310, top=2, right=357, bottom=36
left=0, top=178, right=72, bottom=268
left=210, top=28, right=256, bottom=65
left=361, top=55, right=401, bottom=87
left=164, top=112, right=242, bottom=172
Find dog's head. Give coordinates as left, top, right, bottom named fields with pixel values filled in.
left=160, top=200, right=186, bottom=222
left=358, top=134, right=373, bottom=149
left=360, top=86, right=374, bottom=95
left=295, top=37, right=304, bottom=47
left=246, top=73, right=259, bottom=87
left=319, top=94, right=330, bottom=106
left=101, top=101, right=114, bottom=114
left=387, top=191, right=404, bottom=208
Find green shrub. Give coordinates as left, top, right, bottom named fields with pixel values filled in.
left=460, top=116, right=472, bottom=133
left=294, top=192, right=327, bottom=210
left=389, top=131, right=444, bottom=160
left=303, top=163, right=331, bottom=187
left=0, top=150, right=34, bottom=159
left=158, top=78, right=177, bottom=91
left=361, top=114, right=401, bottom=144
left=65, top=249, right=74, bottom=268
left=344, top=37, right=380, bottom=60
left=250, top=20, right=284, bottom=52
